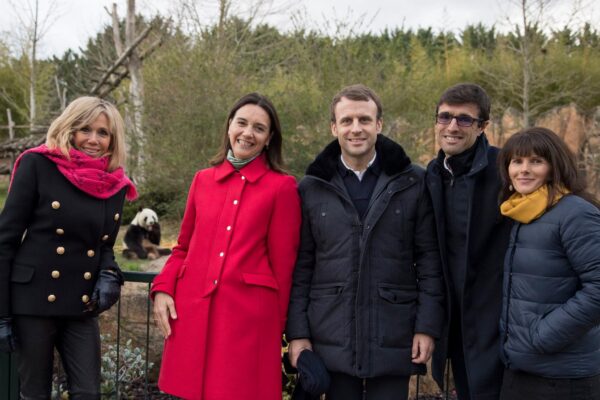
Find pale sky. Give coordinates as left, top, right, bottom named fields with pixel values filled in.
left=0, top=0, right=596, bottom=58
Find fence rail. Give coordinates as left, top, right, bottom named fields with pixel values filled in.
left=0, top=271, right=158, bottom=400
left=0, top=271, right=452, bottom=399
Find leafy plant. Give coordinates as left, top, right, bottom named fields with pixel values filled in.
left=100, top=334, right=154, bottom=397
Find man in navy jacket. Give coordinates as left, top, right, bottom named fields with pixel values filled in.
left=287, top=84, right=444, bottom=400
left=427, top=83, right=511, bottom=400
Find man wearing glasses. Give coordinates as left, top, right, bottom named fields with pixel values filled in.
left=426, top=83, right=511, bottom=400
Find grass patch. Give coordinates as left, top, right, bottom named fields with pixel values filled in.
left=0, top=176, right=9, bottom=209
left=114, top=253, right=146, bottom=271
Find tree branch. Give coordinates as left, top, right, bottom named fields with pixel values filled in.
left=89, top=24, right=153, bottom=95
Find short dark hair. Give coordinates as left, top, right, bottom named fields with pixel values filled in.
left=210, top=92, right=286, bottom=173
left=330, top=84, right=383, bottom=122
left=436, top=83, right=491, bottom=123
left=498, top=126, right=599, bottom=209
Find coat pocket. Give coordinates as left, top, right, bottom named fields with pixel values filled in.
left=308, top=283, right=347, bottom=346
left=242, top=272, right=279, bottom=290
left=11, top=264, right=35, bottom=283
left=377, top=283, right=417, bottom=348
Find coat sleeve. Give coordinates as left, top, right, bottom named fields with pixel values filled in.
left=267, top=176, right=301, bottom=333
left=151, top=173, right=199, bottom=298
left=413, top=180, right=445, bottom=339
left=99, top=190, right=126, bottom=273
left=0, top=154, right=38, bottom=317
left=531, top=201, right=600, bottom=353
left=285, top=183, right=316, bottom=340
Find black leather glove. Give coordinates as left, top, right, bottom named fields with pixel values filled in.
left=0, top=317, right=16, bottom=353
left=86, top=269, right=124, bottom=314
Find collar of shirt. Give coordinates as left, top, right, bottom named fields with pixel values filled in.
left=443, top=156, right=453, bottom=175
left=339, top=152, right=378, bottom=181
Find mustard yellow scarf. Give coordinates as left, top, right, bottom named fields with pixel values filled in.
left=500, top=185, right=568, bottom=224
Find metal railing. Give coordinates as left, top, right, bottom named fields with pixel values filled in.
left=113, top=271, right=157, bottom=398
left=0, top=271, right=158, bottom=400
left=0, top=271, right=454, bottom=399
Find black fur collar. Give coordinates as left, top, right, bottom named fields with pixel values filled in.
left=306, top=134, right=412, bottom=181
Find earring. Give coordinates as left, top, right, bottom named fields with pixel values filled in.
left=265, top=142, right=269, bottom=150
left=509, top=184, right=514, bottom=192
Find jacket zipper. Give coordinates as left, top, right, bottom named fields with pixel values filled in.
left=308, top=173, right=419, bottom=376
left=503, top=223, right=521, bottom=368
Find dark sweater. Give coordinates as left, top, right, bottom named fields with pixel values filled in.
left=337, top=156, right=381, bottom=220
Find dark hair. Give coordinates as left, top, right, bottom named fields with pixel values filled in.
left=498, top=127, right=599, bottom=209
left=436, top=83, right=491, bottom=125
left=210, top=92, right=286, bottom=173
left=330, top=84, right=383, bottom=122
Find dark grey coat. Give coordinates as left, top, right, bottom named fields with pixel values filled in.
left=286, top=135, right=444, bottom=378
left=426, top=134, right=512, bottom=400
left=0, top=153, right=125, bottom=317
left=501, top=195, right=600, bottom=378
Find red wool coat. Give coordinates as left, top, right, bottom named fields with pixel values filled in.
left=151, top=155, right=301, bottom=400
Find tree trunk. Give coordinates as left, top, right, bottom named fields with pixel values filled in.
left=126, top=0, right=145, bottom=183
left=521, top=0, right=532, bottom=128
left=29, top=0, right=39, bottom=132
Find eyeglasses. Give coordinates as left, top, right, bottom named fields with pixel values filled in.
left=436, top=112, right=483, bottom=127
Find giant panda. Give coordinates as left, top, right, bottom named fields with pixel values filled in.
left=122, top=208, right=172, bottom=260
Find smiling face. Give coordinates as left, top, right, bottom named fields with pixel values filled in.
left=72, top=113, right=111, bottom=158
left=331, top=96, right=382, bottom=171
left=508, top=153, right=551, bottom=195
left=436, top=102, right=488, bottom=157
left=228, top=104, right=271, bottom=160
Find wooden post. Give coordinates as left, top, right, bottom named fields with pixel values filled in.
left=6, top=109, right=14, bottom=140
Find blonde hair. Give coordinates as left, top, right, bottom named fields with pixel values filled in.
left=45, top=96, right=126, bottom=171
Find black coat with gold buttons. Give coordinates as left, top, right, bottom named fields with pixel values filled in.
left=0, top=153, right=126, bottom=317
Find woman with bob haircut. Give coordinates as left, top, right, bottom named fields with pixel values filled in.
left=152, top=92, right=301, bottom=399
left=0, top=96, right=137, bottom=399
left=497, top=127, right=600, bottom=400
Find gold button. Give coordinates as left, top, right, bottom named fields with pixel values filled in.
left=82, top=295, right=90, bottom=303
left=48, top=294, right=56, bottom=302
left=51, top=201, right=60, bottom=210
left=56, top=228, right=64, bottom=235
left=102, top=235, right=109, bottom=241
left=84, top=272, right=92, bottom=280
left=51, top=270, right=60, bottom=279
left=56, top=247, right=65, bottom=255
left=114, top=213, right=120, bottom=221
left=87, top=250, right=95, bottom=257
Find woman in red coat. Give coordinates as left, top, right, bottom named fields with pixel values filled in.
left=152, top=93, right=301, bottom=399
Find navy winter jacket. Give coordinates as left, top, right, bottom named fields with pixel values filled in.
left=500, top=195, right=600, bottom=378
left=286, top=135, right=444, bottom=378
left=427, top=134, right=511, bottom=400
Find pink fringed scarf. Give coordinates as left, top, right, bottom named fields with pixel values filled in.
left=10, top=144, right=138, bottom=201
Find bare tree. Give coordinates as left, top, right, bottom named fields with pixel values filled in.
left=100, top=0, right=162, bottom=182
left=480, top=0, right=590, bottom=128
left=3, top=0, right=57, bottom=131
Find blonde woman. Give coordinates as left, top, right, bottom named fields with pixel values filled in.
left=0, top=97, right=137, bottom=399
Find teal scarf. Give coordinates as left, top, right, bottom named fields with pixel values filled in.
left=226, top=149, right=259, bottom=169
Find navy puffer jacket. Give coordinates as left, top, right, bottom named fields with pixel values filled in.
left=500, top=194, right=600, bottom=378
left=286, top=135, right=444, bottom=378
